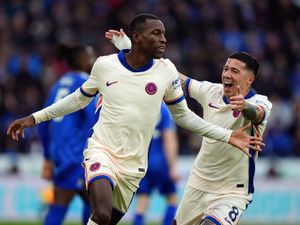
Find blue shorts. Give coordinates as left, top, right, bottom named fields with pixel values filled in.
left=53, top=164, right=85, bottom=190
left=137, top=166, right=176, bottom=196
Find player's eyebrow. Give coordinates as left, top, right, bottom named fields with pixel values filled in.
left=151, top=28, right=165, bottom=34
left=224, top=65, right=240, bottom=73
left=231, top=67, right=240, bottom=73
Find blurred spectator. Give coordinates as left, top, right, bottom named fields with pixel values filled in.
left=0, top=0, right=299, bottom=159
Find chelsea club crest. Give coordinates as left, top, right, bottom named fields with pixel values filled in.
left=145, top=82, right=157, bottom=95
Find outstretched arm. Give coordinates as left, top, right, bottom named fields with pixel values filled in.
left=167, top=100, right=264, bottom=157
left=7, top=89, right=93, bottom=140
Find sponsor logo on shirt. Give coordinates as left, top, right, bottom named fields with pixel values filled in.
left=255, top=99, right=270, bottom=110
left=106, top=81, right=118, bottom=86
left=90, top=162, right=101, bottom=172
left=208, top=102, right=220, bottom=109
left=145, top=82, right=157, bottom=95
left=172, top=78, right=180, bottom=89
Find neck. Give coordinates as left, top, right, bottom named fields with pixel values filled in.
left=125, top=49, right=152, bottom=69
left=118, top=49, right=153, bottom=72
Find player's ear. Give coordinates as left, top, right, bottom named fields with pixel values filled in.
left=248, top=74, right=255, bottom=85
left=131, top=31, right=140, bottom=43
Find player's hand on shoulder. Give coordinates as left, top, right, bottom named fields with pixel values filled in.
left=229, top=85, right=246, bottom=112
left=105, top=28, right=125, bottom=41
left=229, top=123, right=265, bottom=157
left=7, top=115, right=36, bottom=141
left=105, top=28, right=132, bottom=50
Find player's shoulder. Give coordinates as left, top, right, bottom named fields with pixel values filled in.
left=91, top=53, right=119, bottom=75
left=94, top=53, right=118, bottom=65
left=155, top=58, right=177, bottom=72
left=192, top=79, right=222, bottom=93
left=250, top=93, right=272, bottom=111
left=200, top=80, right=222, bottom=89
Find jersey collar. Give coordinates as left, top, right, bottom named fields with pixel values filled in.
left=118, top=49, right=153, bottom=72
left=223, top=89, right=256, bottom=104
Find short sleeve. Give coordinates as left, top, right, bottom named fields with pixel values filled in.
left=250, top=95, right=272, bottom=125
left=163, top=59, right=185, bottom=105
left=80, top=58, right=102, bottom=97
left=187, top=80, right=215, bottom=106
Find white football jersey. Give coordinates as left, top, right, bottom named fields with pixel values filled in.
left=185, top=79, right=272, bottom=195
left=81, top=50, right=184, bottom=178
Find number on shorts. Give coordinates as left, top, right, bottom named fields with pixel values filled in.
left=224, top=206, right=239, bottom=224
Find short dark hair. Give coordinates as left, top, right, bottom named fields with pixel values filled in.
left=129, top=13, right=160, bottom=36
left=228, top=52, right=259, bottom=76
left=56, top=43, right=86, bottom=69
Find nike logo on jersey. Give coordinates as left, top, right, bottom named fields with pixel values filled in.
left=208, top=102, right=220, bottom=109
left=106, top=81, right=118, bottom=86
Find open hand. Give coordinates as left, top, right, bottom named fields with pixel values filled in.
left=105, top=28, right=132, bottom=50
left=229, top=123, right=264, bottom=157
left=7, top=115, right=36, bottom=141
left=105, top=28, right=126, bottom=41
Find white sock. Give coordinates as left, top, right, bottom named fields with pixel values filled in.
left=87, top=218, right=98, bottom=225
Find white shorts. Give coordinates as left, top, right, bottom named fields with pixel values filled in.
left=82, top=149, right=140, bottom=213
left=175, top=185, right=252, bottom=225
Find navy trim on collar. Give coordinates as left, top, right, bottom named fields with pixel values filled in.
left=223, top=89, right=256, bottom=104
left=117, top=49, right=153, bottom=72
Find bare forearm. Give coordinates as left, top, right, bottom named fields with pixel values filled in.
left=242, top=101, right=263, bottom=124
left=179, top=72, right=190, bottom=96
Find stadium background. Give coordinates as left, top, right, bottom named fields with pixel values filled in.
left=0, top=0, right=300, bottom=224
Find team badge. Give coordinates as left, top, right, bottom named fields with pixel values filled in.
left=145, top=82, right=157, bottom=95
left=233, top=111, right=240, bottom=117
left=90, top=162, right=101, bottom=172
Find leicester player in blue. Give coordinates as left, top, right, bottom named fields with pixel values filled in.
left=38, top=44, right=96, bottom=225
left=133, top=103, right=179, bottom=225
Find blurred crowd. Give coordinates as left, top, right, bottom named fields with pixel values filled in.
left=0, top=0, right=300, bottom=164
